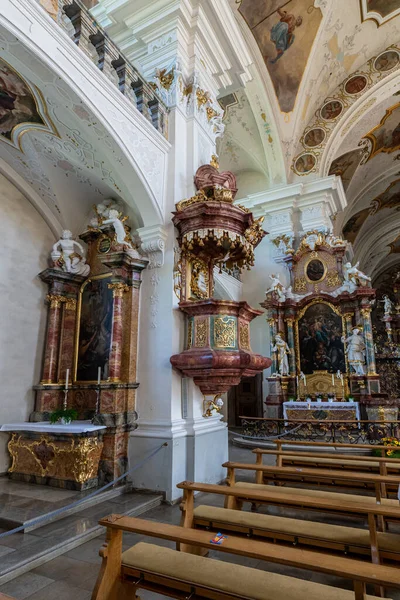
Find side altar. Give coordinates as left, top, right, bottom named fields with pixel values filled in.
left=1, top=201, right=148, bottom=489
left=262, top=230, right=393, bottom=420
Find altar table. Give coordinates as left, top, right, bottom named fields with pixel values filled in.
left=0, top=421, right=106, bottom=490
left=283, top=401, right=360, bottom=423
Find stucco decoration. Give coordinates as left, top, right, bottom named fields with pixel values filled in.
left=0, top=58, right=59, bottom=151
left=237, top=0, right=322, bottom=113
left=360, top=0, right=400, bottom=27
left=361, top=102, right=400, bottom=161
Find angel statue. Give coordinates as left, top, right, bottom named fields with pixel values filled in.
left=381, top=295, right=394, bottom=316
left=341, top=327, right=366, bottom=376
left=102, top=209, right=134, bottom=249
left=51, top=230, right=90, bottom=276
left=343, top=261, right=371, bottom=289
left=266, top=274, right=286, bottom=302
left=272, top=333, right=290, bottom=376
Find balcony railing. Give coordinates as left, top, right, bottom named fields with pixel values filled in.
left=37, top=0, right=168, bottom=138
left=239, top=416, right=400, bottom=446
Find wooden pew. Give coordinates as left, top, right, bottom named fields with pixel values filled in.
left=271, top=440, right=395, bottom=457
left=176, top=481, right=400, bottom=564
left=92, top=514, right=400, bottom=600
left=222, top=461, right=400, bottom=504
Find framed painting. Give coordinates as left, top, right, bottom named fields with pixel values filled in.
left=363, top=102, right=400, bottom=160
left=296, top=301, right=346, bottom=375
left=360, top=0, right=400, bottom=27
left=75, top=274, right=114, bottom=382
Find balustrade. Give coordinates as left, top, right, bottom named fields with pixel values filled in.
left=38, top=0, right=168, bottom=138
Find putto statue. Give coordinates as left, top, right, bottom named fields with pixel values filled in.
left=102, top=209, right=133, bottom=248
left=51, top=230, right=90, bottom=276
left=326, top=232, right=346, bottom=247
left=272, top=333, right=290, bottom=376
left=343, top=261, right=371, bottom=290
left=382, top=295, right=394, bottom=316
left=266, top=274, right=286, bottom=303
left=89, top=201, right=135, bottom=251
left=342, top=327, right=366, bottom=376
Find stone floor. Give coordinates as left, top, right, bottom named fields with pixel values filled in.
left=0, top=443, right=399, bottom=600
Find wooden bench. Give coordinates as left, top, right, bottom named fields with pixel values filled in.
left=271, top=440, right=396, bottom=456
left=176, top=481, right=400, bottom=563
left=222, top=461, right=400, bottom=504
left=92, top=514, right=400, bottom=600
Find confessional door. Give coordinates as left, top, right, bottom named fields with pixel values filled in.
left=228, top=374, right=263, bottom=427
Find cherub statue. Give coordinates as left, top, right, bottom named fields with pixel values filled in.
left=341, top=327, right=366, bottom=376
left=343, top=261, right=371, bottom=288
left=266, top=274, right=286, bottom=302
left=51, top=230, right=90, bottom=276
left=102, top=209, right=133, bottom=248
left=89, top=201, right=119, bottom=228
left=272, top=333, right=290, bottom=376
left=382, top=295, right=394, bottom=316
left=326, top=232, right=346, bottom=247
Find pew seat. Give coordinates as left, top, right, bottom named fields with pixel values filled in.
left=281, top=455, right=400, bottom=471
left=121, top=541, right=385, bottom=600
left=233, top=481, right=400, bottom=509
left=193, top=505, right=400, bottom=559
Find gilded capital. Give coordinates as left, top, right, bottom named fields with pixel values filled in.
left=267, top=318, right=277, bottom=326
left=360, top=308, right=371, bottom=318
left=46, top=294, right=65, bottom=309
left=108, top=283, right=130, bottom=298
left=343, top=312, right=354, bottom=321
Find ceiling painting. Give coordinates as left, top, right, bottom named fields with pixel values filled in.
left=328, top=149, right=364, bottom=191
left=360, top=0, right=400, bottom=27
left=342, top=208, right=370, bottom=244
left=388, top=232, right=400, bottom=254
left=0, top=58, right=59, bottom=151
left=362, top=102, right=400, bottom=161
left=370, top=178, right=400, bottom=213
left=292, top=151, right=317, bottom=175
left=237, top=0, right=322, bottom=113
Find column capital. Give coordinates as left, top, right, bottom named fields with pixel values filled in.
left=137, top=224, right=168, bottom=269
left=108, top=283, right=130, bottom=298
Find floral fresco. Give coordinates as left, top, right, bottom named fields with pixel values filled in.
left=238, top=0, right=322, bottom=113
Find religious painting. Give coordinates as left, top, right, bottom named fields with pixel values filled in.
left=293, top=152, right=316, bottom=175
left=237, top=0, right=322, bottom=113
left=344, top=75, right=367, bottom=95
left=306, top=258, right=326, bottom=282
left=328, top=149, right=364, bottom=191
left=297, top=302, right=346, bottom=375
left=321, top=100, right=343, bottom=121
left=388, top=232, right=400, bottom=254
left=360, top=0, right=400, bottom=27
left=342, top=208, right=370, bottom=244
left=370, top=178, right=400, bottom=214
left=0, top=58, right=58, bottom=151
left=76, top=275, right=114, bottom=382
left=374, top=50, right=400, bottom=72
left=363, top=102, right=400, bottom=161
left=303, top=127, right=325, bottom=148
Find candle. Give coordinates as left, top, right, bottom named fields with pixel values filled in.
left=332, top=374, right=334, bottom=386
left=65, top=369, right=69, bottom=390
left=97, top=366, right=101, bottom=385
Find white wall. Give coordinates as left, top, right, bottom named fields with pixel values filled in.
left=0, top=174, right=54, bottom=472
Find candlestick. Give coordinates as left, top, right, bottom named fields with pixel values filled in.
left=63, top=370, right=69, bottom=411
left=93, top=366, right=102, bottom=423
left=97, top=366, right=101, bottom=385
left=65, top=369, right=69, bottom=391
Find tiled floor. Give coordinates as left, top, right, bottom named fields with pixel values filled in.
left=1, top=443, right=399, bottom=600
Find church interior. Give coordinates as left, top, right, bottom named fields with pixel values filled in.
left=2, top=0, right=400, bottom=598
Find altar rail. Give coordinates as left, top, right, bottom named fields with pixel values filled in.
left=239, top=416, right=400, bottom=445
left=36, top=0, right=168, bottom=138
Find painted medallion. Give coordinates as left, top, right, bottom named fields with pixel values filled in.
left=344, top=75, right=367, bottom=95
left=321, top=100, right=343, bottom=121
left=294, top=153, right=316, bottom=174
left=304, top=128, right=325, bottom=148
left=374, top=50, right=400, bottom=72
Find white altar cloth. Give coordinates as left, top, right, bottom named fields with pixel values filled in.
left=0, top=421, right=106, bottom=434
left=283, top=401, right=360, bottom=422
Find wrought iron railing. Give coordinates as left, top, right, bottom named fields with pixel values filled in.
left=37, top=0, right=168, bottom=138
left=239, top=416, right=400, bottom=445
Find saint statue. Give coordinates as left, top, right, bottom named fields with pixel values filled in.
left=51, top=230, right=90, bottom=276
left=272, top=333, right=290, bottom=376
left=343, top=261, right=371, bottom=288
left=342, top=328, right=366, bottom=376
left=266, top=274, right=286, bottom=303
left=382, top=295, right=394, bottom=316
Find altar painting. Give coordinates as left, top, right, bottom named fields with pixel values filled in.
left=76, top=275, right=113, bottom=381
left=297, top=302, right=346, bottom=374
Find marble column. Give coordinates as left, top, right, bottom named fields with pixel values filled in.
left=343, top=312, right=354, bottom=337
left=41, top=295, right=64, bottom=384
left=285, top=317, right=296, bottom=375
left=58, top=298, right=78, bottom=381
left=268, top=317, right=278, bottom=373
left=361, top=308, right=377, bottom=376
left=107, top=283, right=129, bottom=382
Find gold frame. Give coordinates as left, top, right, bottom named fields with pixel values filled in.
left=364, top=101, right=400, bottom=161
left=73, top=272, right=112, bottom=383
left=304, top=255, right=328, bottom=284
left=294, top=299, right=348, bottom=375
left=359, top=0, right=400, bottom=27
left=0, top=57, right=60, bottom=152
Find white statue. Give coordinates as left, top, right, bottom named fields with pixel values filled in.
left=266, top=274, right=286, bottom=302
left=272, top=333, right=290, bottom=376
left=343, top=262, right=371, bottom=288
left=382, top=295, right=394, bottom=316
left=326, top=232, right=346, bottom=247
left=102, top=209, right=133, bottom=248
left=342, top=328, right=366, bottom=376
left=51, top=230, right=90, bottom=276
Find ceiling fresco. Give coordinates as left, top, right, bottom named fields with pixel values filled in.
left=237, top=0, right=322, bottom=113
left=360, top=0, right=400, bottom=26
left=328, top=149, right=365, bottom=191
left=362, top=102, right=400, bottom=160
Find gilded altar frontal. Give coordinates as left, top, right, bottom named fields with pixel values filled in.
left=1, top=1, right=400, bottom=597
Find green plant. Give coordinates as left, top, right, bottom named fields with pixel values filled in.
left=50, top=408, right=78, bottom=424
left=287, top=396, right=296, bottom=402
left=345, top=394, right=354, bottom=401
